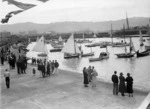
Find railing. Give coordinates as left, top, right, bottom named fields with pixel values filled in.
left=138, top=92, right=150, bottom=109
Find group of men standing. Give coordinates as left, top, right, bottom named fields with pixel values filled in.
left=83, top=66, right=98, bottom=87
left=37, top=59, right=59, bottom=78
left=112, top=71, right=134, bottom=97
left=16, top=56, right=28, bottom=74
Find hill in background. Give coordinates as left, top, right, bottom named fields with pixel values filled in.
left=1, top=17, right=150, bottom=33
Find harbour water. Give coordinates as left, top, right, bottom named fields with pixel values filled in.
left=26, top=37, right=150, bottom=92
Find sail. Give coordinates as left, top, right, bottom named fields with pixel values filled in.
left=83, top=34, right=85, bottom=40
left=139, top=30, right=143, bottom=45
left=93, top=34, right=97, bottom=38
left=36, top=36, right=39, bottom=42
left=28, top=38, right=30, bottom=43
left=126, top=12, right=130, bottom=30
left=32, top=36, right=48, bottom=54
left=58, top=36, right=63, bottom=42
left=130, top=37, right=136, bottom=53
left=61, top=34, right=81, bottom=54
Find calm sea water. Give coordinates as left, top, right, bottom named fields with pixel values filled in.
left=26, top=37, right=150, bottom=92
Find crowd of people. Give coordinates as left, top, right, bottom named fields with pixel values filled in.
left=37, top=59, right=59, bottom=78
left=83, top=66, right=134, bottom=97
left=1, top=44, right=134, bottom=98
left=112, top=71, right=134, bottom=97
left=83, top=66, right=98, bottom=88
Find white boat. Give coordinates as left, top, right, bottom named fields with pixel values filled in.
left=32, top=36, right=48, bottom=58
left=61, top=34, right=81, bottom=59
left=58, top=36, right=63, bottom=42
left=110, top=24, right=129, bottom=47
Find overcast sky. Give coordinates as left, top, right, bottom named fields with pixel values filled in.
left=1, top=0, right=150, bottom=24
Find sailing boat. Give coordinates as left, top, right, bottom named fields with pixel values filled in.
left=139, top=30, right=144, bottom=46
left=32, top=36, right=48, bottom=57
left=81, top=45, right=94, bottom=57
left=61, top=34, right=81, bottom=59
left=115, top=26, right=136, bottom=58
left=58, top=36, right=63, bottom=42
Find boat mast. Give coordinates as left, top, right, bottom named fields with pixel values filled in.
left=129, top=36, right=132, bottom=53
left=111, top=23, right=113, bottom=44
left=126, top=12, right=130, bottom=30
left=123, top=24, right=127, bottom=54
left=73, top=34, right=77, bottom=54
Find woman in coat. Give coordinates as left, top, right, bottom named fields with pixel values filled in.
left=119, top=72, right=126, bottom=96
left=83, top=67, right=89, bottom=87
left=91, top=67, right=98, bottom=87
left=126, top=73, right=133, bottom=97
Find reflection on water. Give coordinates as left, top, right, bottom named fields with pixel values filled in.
left=27, top=37, right=150, bottom=91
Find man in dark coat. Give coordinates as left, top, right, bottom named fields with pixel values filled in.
left=111, top=71, right=119, bottom=95
left=83, top=67, right=89, bottom=87
left=51, top=60, right=55, bottom=72
left=126, top=73, right=133, bottom=97
left=119, top=72, right=126, bottom=96
left=1, top=55, right=4, bottom=65
left=16, top=59, right=21, bottom=74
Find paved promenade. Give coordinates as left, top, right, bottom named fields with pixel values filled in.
left=1, top=63, right=149, bottom=109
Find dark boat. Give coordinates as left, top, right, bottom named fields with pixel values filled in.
left=145, top=45, right=150, bottom=51
left=115, top=53, right=135, bottom=58
left=64, top=53, right=80, bottom=59
left=38, top=53, right=47, bottom=57
left=136, top=50, right=149, bottom=57
left=50, top=48, right=62, bottom=52
left=89, top=52, right=109, bottom=62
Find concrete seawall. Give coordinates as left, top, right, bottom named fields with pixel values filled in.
left=1, top=64, right=149, bottom=109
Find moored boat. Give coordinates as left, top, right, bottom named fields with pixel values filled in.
left=89, top=52, right=109, bottom=62
left=136, top=50, right=149, bottom=57
left=81, top=52, right=94, bottom=57
left=115, top=24, right=136, bottom=58
left=145, top=45, right=150, bottom=51
left=115, top=53, right=135, bottom=58
left=50, top=48, right=62, bottom=52
left=38, top=53, right=47, bottom=57
left=61, top=34, right=81, bottom=59
left=112, top=42, right=130, bottom=47
left=64, top=53, right=80, bottom=59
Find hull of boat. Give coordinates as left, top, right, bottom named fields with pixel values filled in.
left=50, top=48, right=62, bottom=52
left=38, top=53, right=47, bottom=57
left=145, top=46, right=150, bottom=51
left=115, top=53, right=135, bottom=58
left=64, top=54, right=80, bottom=59
left=89, top=52, right=109, bottom=62
left=112, top=43, right=130, bottom=47
left=89, top=55, right=109, bottom=62
left=77, top=40, right=92, bottom=44
left=137, top=51, right=149, bottom=57
left=81, top=52, right=94, bottom=57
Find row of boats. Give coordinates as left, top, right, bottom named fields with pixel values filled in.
left=47, top=33, right=150, bottom=62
